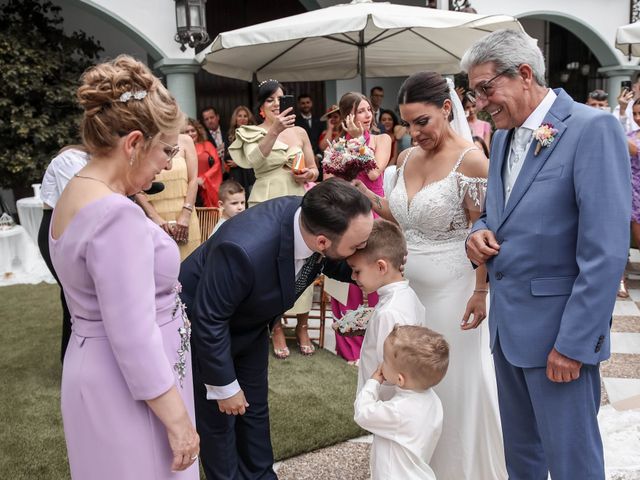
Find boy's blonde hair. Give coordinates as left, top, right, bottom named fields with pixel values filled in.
left=386, top=324, right=449, bottom=389
left=218, top=179, right=245, bottom=202
left=358, top=219, right=407, bottom=270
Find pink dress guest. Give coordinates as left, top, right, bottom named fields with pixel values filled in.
left=468, top=118, right=492, bottom=142
left=50, top=194, right=197, bottom=480
left=332, top=171, right=382, bottom=362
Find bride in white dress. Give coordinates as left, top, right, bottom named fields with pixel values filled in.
left=355, top=72, right=507, bottom=480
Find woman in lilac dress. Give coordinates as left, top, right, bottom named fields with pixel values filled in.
left=50, top=55, right=199, bottom=479
left=330, top=92, right=391, bottom=362
left=629, top=99, right=640, bottom=250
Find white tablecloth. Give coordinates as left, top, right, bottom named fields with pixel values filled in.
left=16, top=196, right=44, bottom=244
left=0, top=226, right=54, bottom=286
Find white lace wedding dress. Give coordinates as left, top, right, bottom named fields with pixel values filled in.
left=388, top=147, right=507, bottom=480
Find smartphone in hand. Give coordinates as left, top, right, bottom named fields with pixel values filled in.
left=279, top=94, right=295, bottom=114
left=621, top=80, right=632, bottom=91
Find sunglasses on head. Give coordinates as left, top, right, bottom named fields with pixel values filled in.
left=588, top=91, right=608, bottom=101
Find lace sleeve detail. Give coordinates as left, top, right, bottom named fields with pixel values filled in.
left=457, top=173, right=487, bottom=212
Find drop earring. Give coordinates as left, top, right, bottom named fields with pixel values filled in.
left=129, top=154, right=135, bottom=167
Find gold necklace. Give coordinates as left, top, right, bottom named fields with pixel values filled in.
left=74, top=174, right=124, bottom=195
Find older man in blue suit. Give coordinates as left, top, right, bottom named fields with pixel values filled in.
left=179, top=178, right=373, bottom=480
left=463, top=30, right=630, bottom=479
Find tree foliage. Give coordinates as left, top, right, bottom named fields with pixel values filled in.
left=0, top=0, right=102, bottom=188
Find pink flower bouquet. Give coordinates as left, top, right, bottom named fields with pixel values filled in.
left=322, top=136, right=377, bottom=181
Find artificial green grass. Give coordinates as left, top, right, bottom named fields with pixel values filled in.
left=269, top=329, right=366, bottom=460
left=0, top=283, right=364, bottom=478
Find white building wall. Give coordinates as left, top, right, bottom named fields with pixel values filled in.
left=473, top=0, right=632, bottom=66
left=76, top=0, right=196, bottom=61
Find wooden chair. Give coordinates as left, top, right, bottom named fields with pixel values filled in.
left=195, top=207, right=221, bottom=244
left=283, top=275, right=331, bottom=348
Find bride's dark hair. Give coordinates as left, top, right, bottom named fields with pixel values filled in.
left=397, top=72, right=453, bottom=120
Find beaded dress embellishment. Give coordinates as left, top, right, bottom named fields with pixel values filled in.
left=172, top=282, right=191, bottom=387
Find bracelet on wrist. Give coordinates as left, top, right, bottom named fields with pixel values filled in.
left=182, top=203, right=194, bottom=212
left=474, top=288, right=489, bottom=293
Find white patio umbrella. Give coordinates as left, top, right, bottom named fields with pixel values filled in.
left=616, top=22, right=640, bottom=57
left=196, top=0, right=523, bottom=91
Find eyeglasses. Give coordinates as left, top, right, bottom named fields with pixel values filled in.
left=158, top=140, right=180, bottom=160
left=467, top=70, right=510, bottom=103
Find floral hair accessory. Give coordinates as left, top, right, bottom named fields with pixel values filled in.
left=118, top=90, right=147, bottom=103
left=533, top=122, right=558, bottom=156
left=322, top=134, right=377, bottom=181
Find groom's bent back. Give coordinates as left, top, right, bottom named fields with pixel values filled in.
left=463, top=30, right=630, bottom=480
left=179, top=178, right=372, bottom=480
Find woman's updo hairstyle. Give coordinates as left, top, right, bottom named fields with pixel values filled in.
left=397, top=72, right=453, bottom=120
left=255, top=79, right=283, bottom=118
left=77, top=55, right=183, bottom=155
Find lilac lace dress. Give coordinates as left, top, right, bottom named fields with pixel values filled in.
left=50, top=194, right=197, bottom=479
left=388, top=147, right=507, bottom=480
left=628, top=131, right=640, bottom=223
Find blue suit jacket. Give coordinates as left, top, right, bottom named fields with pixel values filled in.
left=471, top=89, right=630, bottom=368
left=179, top=195, right=352, bottom=386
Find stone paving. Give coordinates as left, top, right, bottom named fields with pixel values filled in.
left=274, top=255, right=640, bottom=479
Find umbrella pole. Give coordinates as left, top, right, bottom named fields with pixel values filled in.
left=359, top=31, right=366, bottom=94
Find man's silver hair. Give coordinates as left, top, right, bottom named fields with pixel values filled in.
left=460, top=29, right=546, bottom=87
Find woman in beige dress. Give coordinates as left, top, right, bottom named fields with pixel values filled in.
left=137, top=132, right=201, bottom=260
left=229, top=79, right=319, bottom=358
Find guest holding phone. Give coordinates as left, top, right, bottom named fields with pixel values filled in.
left=615, top=77, right=640, bottom=133
left=228, top=81, right=318, bottom=208
left=229, top=79, right=319, bottom=359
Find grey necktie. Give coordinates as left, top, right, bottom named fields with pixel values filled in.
left=509, top=127, right=531, bottom=170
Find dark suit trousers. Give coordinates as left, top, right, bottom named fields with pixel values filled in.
left=493, top=338, right=604, bottom=480
left=38, top=209, right=71, bottom=364
left=194, top=327, right=276, bottom=480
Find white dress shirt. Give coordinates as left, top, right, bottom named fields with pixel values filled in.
left=206, top=208, right=313, bottom=400
left=503, top=89, right=557, bottom=204
left=357, top=280, right=426, bottom=399
left=613, top=101, right=640, bottom=134
left=40, top=148, right=88, bottom=208
left=209, top=127, right=225, bottom=158
left=354, top=379, right=442, bottom=480
left=300, top=112, right=313, bottom=129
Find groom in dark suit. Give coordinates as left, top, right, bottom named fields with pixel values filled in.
left=179, top=178, right=373, bottom=480
left=463, top=30, right=630, bottom=479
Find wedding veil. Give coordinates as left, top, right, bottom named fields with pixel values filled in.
left=446, top=77, right=473, bottom=142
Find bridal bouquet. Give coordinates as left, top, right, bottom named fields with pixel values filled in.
left=322, top=135, right=376, bottom=181
left=332, top=305, right=375, bottom=336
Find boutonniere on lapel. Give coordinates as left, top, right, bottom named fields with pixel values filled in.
left=533, top=123, right=558, bottom=156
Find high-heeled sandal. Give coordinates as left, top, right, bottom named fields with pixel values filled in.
left=273, top=346, right=290, bottom=359
left=618, top=278, right=630, bottom=299
left=296, top=324, right=315, bottom=356
left=272, top=323, right=290, bottom=359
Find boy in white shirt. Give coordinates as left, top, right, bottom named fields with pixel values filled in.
left=354, top=325, right=448, bottom=480
left=347, top=219, right=426, bottom=398
left=209, top=179, right=246, bottom=237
